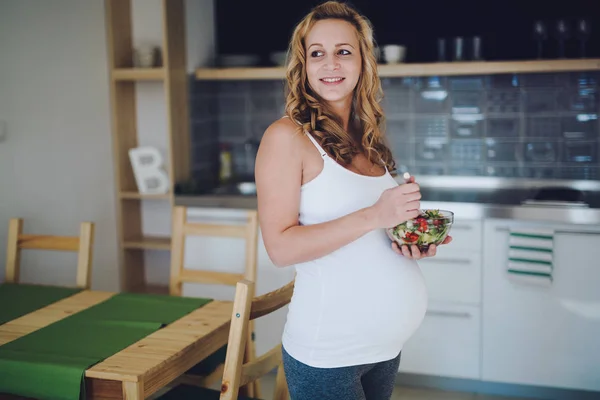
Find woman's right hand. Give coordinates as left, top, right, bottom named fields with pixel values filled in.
left=369, top=183, right=421, bottom=229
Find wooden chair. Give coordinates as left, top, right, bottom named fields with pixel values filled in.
left=169, top=206, right=261, bottom=394
left=158, top=279, right=292, bottom=400
left=4, top=218, right=95, bottom=289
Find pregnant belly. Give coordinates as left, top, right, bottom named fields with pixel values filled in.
left=318, top=256, right=429, bottom=346
left=288, top=231, right=429, bottom=351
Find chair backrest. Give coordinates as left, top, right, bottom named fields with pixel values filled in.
left=169, top=206, right=262, bottom=396
left=169, top=206, right=259, bottom=296
left=220, top=279, right=293, bottom=400
left=5, top=218, right=95, bottom=289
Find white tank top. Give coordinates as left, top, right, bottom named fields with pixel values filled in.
left=281, top=131, right=428, bottom=368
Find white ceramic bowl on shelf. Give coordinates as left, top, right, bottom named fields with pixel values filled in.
left=237, top=182, right=256, bottom=195
left=382, top=44, right=406, bottom=64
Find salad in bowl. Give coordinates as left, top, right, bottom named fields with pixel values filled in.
left=387, top=209, right=454, bottom=252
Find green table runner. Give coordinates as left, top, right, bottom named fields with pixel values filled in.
left=0, top=283, right=81, bottom=325
left=0, top=292, right=212, bottom=400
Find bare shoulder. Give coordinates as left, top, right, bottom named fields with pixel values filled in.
left=260, top=117, right=303, bottom=148
left=256, top=117, right=302, bottom=175
left=257, top=117, right=306, bottom=168
left=255, top=117, right=303, bottom=232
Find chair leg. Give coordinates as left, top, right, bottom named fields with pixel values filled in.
left=237, top=321, right=259, bottom=397
left=5, top=218, right=23, bottom=283
left=242, top=320, right=261, bottom=398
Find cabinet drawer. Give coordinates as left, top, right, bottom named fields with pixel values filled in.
left=399, top=303, right=481, bottom=379
left=417, top=249, right=481, bottom=305
left=446, top=218, right=482, bottom=251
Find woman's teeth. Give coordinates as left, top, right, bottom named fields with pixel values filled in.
left=321, top=77, right=344, bottom=83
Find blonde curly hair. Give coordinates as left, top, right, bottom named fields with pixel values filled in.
left=284, top=0, right=396, bottom=174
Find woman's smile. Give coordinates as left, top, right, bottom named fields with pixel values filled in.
left=320, top=76, right=346, bottom=85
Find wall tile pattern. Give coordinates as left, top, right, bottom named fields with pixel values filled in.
left=188, top=71, right=600, bottom=185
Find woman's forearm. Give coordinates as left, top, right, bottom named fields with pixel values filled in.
left=264, top=206, right=377, bottom=267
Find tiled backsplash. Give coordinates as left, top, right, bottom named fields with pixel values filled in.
left=188, top=71, right=600, bottom=185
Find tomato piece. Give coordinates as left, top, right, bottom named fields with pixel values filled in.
left=404, top=232, right=419, bottom=243
left=415, top=218, right=428, bottom=232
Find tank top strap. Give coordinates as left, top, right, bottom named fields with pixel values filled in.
left=281, top=115, right=328, bottom=158
left=305, top=132, right=328, bottom=159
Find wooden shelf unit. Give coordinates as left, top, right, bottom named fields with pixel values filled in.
left=119, top=191, right=171, bottom=200
left=112, top=68, right=165, bottom=81
left=122, top=236, right=172, bottom=251
left=104, top=0, right=190, bottom=292
left=195, top=59, right=600, bottom=80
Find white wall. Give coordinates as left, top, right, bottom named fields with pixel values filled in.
left=0, top=0, right=118, bottom=290
left=184, top=0, right=217, bottom=71
left=0, top=0, right=216, bottom=291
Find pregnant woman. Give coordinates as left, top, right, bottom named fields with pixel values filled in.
left=255, top=2, right=451, bottom=399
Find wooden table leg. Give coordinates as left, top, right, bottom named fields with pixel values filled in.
left=122, top=381, right=144, bottom=400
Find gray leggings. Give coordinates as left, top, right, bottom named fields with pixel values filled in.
left=282, top=346, right=401, bottom=400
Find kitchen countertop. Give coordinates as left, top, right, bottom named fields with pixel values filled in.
left=174, top=176, right=600, bottom=225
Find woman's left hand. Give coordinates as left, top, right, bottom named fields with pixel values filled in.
left=392, top=236, right=453, bottom=260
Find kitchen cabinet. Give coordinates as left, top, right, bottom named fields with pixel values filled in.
left=398, top=302, right=481, bottom=379
left=399, top=217, right=484, bottom=378
left=409, top=215, right=483, bottom=306
left=416, top=249, right=481, bottom=305
left=438, top=218, right=483, bottom=252
left=180, top=207, right=487, bottom=365
left=173, top=201, right=600, bottom=397
left=482, top=218, right=600, bottom=392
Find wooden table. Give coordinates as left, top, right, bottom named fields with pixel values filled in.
left=0, top=290, right=233, bottom=399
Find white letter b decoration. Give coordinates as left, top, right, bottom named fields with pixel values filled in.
left=128, top=146, right=170, bottom=194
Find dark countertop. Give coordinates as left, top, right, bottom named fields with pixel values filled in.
left=175, top=177, right=600, bottom=210
left=174, top=176, right=600, bottom=226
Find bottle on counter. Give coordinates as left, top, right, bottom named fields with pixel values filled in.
left=243, top=138, right=259, bottom=181
left=219, top=142, right=233, bottom=184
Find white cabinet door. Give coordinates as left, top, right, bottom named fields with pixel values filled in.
left=399, top=302, right=481, bottom=379
left=417, top=249, right=482, bottom=305
left=482, top=219, right=600, bottom=392
left=444, top=219, right=483, bottom=251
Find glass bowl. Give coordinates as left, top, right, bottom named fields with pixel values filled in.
left=386, top=209, right=454, bottom=252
